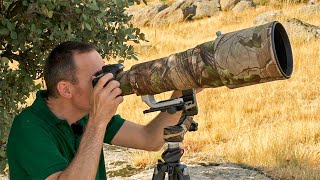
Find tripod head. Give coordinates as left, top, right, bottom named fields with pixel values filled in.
left=142, top=89, right=199, bottom=141
left=142, top=89, right=198, bottom=116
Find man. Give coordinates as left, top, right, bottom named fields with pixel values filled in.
left=7, top=41, right=190, bottom=179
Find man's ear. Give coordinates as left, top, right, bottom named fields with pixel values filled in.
left=56, top=81, right=72, bottom=99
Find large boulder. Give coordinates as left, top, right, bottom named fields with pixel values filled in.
left=298, top=4, right=320, bottom=14
left=220, top=0, right=241, bottom=11
left=151, top=0, right=197, bottom=26
left=308, top=0, right=316, bottom=5
left=254, top=10, right=283, bottom=25
left=193, top=0, right=221, bottom=19
left=232, top=0, right=256, bottom=13
left=283, top=18, right=320, bottom=40
left=129, top=3, right=168, bottom=27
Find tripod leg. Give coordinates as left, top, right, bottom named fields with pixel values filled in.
left=181, top=165, right=190, bottom=180
left=152, top=165, right=166, bottom=180
left=177, top=165, right=190, bottom=180
left=168, top=166, right=176, bottom=180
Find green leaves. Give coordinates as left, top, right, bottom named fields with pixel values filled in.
left=10, top=31, right=17, bottom=39
left=0, top=28, right=9, bottom=36
left=85, top=23, right=92, bottom=31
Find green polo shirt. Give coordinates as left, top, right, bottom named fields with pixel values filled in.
left=7, top=90, right=125, bottom=180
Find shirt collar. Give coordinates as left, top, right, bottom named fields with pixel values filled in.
left=30, top=90, right=88, bottom=126
left=30, top=90, right=63, bottom=126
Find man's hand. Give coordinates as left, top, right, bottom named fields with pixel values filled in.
left=90, top=73, right=123, bottom=127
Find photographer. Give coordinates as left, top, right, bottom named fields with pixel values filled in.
left=6, top=41, right=192, bottom=179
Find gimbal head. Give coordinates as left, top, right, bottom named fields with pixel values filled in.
left=142, top=89, right=198, bottom=116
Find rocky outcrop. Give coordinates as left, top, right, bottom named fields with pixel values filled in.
left=192, top=0, right=221, bottom=19
left=220, top=0, right=241, bottom=11
left=252, top=5, right=320, bottom=41
left=151, top=0, right=197, bottom=27
left=232, top=0, right=256, bottom=13
left=308, top=0, right=316, bottom=5
left=0, top=145, right=273, bottom=180
left=128, top=0, right=256, bottom=27
left=283, top=18, right=320, bottom=40
left=298, top=4, right=320, bottom=14
left=111, top=162, right=272, bottom=179
left=103, top=145, right=273, bottom=179
left=0, top=174, right=7, bottom=180
left=129, top=3, right=168, bottom=27
left=254, top=10, right=283, bottom=25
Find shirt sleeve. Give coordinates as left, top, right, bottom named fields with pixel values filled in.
left=7, top=120, right=68, bottom=179
left=104, top=114, right=125, bottom=144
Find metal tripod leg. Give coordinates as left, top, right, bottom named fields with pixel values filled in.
left=152, top=165, right=165, bottom=180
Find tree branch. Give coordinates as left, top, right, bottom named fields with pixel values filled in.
left=6, top=0, right=23, bottom=19
left=0, top=0, right=3, bottom=14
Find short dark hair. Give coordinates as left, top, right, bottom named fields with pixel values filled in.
left=44, top=41, right=97, bottom=98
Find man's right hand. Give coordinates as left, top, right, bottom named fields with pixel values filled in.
left=89, top=73, right=123, bottom=127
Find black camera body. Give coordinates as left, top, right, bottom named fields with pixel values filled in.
left=92, top=64, right=124, bottom=87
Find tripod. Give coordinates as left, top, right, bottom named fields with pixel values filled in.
left=142, top=89, right=198, bottom=180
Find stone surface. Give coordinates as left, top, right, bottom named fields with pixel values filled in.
left=110, top=162, right=272, bottom=180
left=151, top=0, right=196, bottom=26
left=104, top=145, right=273, bottom=180
left=232, top=0, right=256, bottom=13
left=1, top=145, right=274, bottom=179
left=308, top=0, right=316, bottom=5
left=254, top=10, right=282, bottom=25
left=298, top=4, right=320, bottom=14
left=283, top=18, right=320, bottom=40
left=193, top=0, right=221, bottom=19
left=129, top=3, right=168, bottom=27
left=220, top=0, right=241, bottom=11
left=0, top=174, right=7, bottom=180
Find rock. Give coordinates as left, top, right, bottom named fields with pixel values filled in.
left=193, top=0, right=221, bottom=19
left=220, top=0, right=241, bottom=11
left=151, top=0, right=196, bottom=26
left=114, top=162, right=272, bottom=180
left=0, top=174, right=8, bottom=180
left=125, top=8, right=140, bottom=17
left=283, top=18, right=320, bottom=40
left=232, top=0, right=256, bottom=13
left=1, top=145, right=274, bottom=179
left=308, top=0, right=316, bottom=5
left=104, top=145, right=274, bottom=179
left=298, top=4, right=320, bottom=14
left=254, top=10, right=282, bottom=25
left=129, top=3, right=168, bottom=27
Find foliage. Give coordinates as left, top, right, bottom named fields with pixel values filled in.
left=0, top=0, right=146, bottom=173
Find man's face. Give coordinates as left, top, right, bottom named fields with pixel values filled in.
left=71, top=50, right=104, bottom=113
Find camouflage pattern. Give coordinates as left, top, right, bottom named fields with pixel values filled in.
left=116, top=21, right=293, bottom=96
left=163, top=116, right=195, bottom=142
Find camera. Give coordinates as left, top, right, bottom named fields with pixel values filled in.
left=92, top=64, right=124, bottom=87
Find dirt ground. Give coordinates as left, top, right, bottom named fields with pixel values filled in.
left=104, top=145, right=272, bottom=180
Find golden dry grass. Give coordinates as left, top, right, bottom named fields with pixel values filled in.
left=116, top=3, right=320, bottom=179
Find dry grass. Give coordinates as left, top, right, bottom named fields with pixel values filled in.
left=115, top=2, right=320, bottom=179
